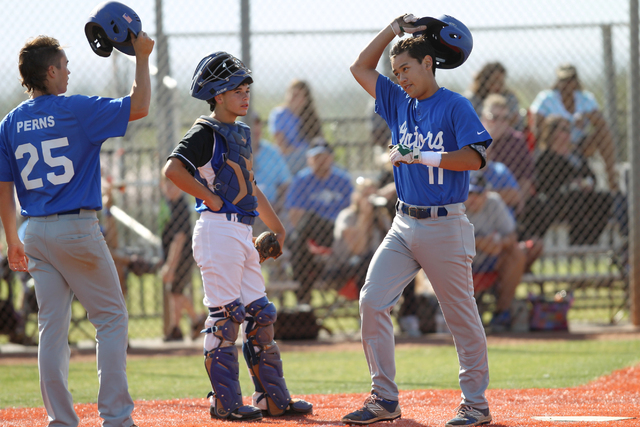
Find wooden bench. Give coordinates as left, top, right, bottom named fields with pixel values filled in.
left=518, top=222, right=628, bottom=323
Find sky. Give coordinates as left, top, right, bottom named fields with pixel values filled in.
left=0, top=0, right=633, bottom=118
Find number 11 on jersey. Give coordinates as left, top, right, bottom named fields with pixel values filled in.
left=427, top=166, right=444, bottom=185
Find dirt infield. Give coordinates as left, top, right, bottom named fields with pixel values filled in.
left=2, top=362, right=639, bottom=426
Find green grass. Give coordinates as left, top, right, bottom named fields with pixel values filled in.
left=1, top=339, right=639, bottom=409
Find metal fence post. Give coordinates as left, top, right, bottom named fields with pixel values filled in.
left=602, top=25, right=620, bottom=159
left=628, top=0, right=640, bottom=326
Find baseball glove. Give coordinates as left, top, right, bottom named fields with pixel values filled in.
left=254, top=231, right=282, bottom=263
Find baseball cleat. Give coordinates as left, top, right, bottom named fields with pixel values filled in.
left=341, top=393, right=401, bottom=425
left=253, top=392, right=313, bottom=416
left=445, top=405, right=492, bottom=426
left=209, top=403, right=262, bottom=421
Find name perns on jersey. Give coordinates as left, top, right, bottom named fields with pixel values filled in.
left=399, top=121, right=444, bottom=152
left=17, top=116, right=55, bottom=133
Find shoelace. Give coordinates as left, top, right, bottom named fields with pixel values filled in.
left=455, top=405, right=479, bottom=416
left=363, top=394, right=379, bottom=408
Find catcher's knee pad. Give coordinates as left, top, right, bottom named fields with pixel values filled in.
left=242, top=296, right=292, bottom=416
left=203, top=299, right=246, bottom=418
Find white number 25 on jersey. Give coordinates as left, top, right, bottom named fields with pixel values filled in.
left=15, top=138, right=75, bottom=190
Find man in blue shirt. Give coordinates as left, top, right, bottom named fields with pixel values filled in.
left=0, top=32, right=154, bottom=427
left=285, top=136, right=352, bottom=304
left=344, top=14, right=493, bottom=427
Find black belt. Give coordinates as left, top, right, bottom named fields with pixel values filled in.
left=396, top=201, right=448, bottom=219
left=57, top=209, right=81, bottom=216
left=225, top=212, right=255, bottom=225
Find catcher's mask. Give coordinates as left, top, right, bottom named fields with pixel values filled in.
left=85, top=1, right=141, bottom=57
left=190, top=52, right=253, bottom=101
left=413, top=15, right=473, bottom=69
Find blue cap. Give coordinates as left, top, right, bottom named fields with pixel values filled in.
left=306, top=136, right=333, bottom=157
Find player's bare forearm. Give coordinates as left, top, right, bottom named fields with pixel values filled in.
left=255, top=186, right=285, bottom=249
left=129, top=31, right=154, bottom=121
left=0, top=181, right=28, bottom=271
left=439, top=146, right=483, bottom=171
left=0, top=182, right=21, bottom=246
left=162, top=158, right=223, bottom=211
left=351, top=26, right=395, bottom=98
left=256, top=186, right=285, bottom=234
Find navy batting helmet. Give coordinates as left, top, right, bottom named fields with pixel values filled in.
left=190, top=52, right=253, bottom=101
left=85, top=1, right=142, bottom=57
left=413, top=15, right=473, bottom=69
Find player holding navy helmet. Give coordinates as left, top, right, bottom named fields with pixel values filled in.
left=162, top=51, right=313, bottom=421
left=0, top=14, right=153, bottom=427
left=343, top=14, right=493, bottom=427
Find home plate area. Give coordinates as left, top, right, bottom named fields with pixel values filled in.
left=1, top=364, right=639, bottom=426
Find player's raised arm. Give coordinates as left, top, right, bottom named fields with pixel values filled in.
left=129, top=31, right=154, bottom=121
left=350, top=14, right=425, bottom=98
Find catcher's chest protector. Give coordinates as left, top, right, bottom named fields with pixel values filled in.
left=196, top=116, right=258, bottom=211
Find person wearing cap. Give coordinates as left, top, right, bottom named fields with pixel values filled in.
left=529, top=63, right=618, bottom=193
left=465, top=172, right=529, bottom=332
left=285, top=136, right=353, bottom=304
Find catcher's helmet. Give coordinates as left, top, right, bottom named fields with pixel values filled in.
left=413, top=15, right=473, bottom=69
left=84, top=1, right=141, bottom=57
left=190, top=52, right=253, bottom=101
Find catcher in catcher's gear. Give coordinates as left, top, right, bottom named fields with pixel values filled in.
left=162, top=51, right=312, bottom=421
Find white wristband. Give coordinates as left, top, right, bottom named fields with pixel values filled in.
left=419, top=151, right=442, bottom=167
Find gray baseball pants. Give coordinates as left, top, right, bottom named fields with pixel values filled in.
left=25, top=210, right=134, bottom=427
left=360, top=203, right=489, bottom=409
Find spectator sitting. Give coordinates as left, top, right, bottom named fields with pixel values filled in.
left=466, top=61, right=523, bottom=130
left=480, top=159, right=522, bottom=217
left=481, top=93, right=535, bottom=212
left=529, top=63, right=618, bottom=193
left=466, top=172, right=537, bottom=332
left=248, top=112, right=292, bottom=235
left=285, top=136, right=353, bottom=304
left=520, top=115, right=615, bottom=245
left=269, top=79, right=323, bottom=175
left=324, top=177, right=391, bottom=300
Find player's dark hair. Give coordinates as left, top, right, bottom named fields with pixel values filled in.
left=205, top=77, right=252, bottom=112
left=19, top=36, right=64, bottom=95
left=390, top=35, right=437, bottom=76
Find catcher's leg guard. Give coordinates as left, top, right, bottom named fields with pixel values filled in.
left=203, top=299, right=261, bottom=421
left=243, top=296, right=313, bottom=416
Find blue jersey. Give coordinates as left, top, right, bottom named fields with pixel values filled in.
left=285, top=166, right=352, bottom=222
left=0, top=95, right=130, bottom=217
left=375, top=75, right=492, bottom=206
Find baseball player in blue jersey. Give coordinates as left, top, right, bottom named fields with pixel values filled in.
left=343, top=14, right=493, bottom=427
left=162, top=51, right=312, bottom=421
left=0, top=25, right=153, bottom=427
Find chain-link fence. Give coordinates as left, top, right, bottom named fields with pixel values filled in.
left=0, top=0, right=634, bottom=344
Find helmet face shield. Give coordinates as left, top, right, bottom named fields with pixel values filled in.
left=191, top=52, right=253, bottom=100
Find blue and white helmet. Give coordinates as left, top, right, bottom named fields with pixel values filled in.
left=413, top=15, right=473, bottom=69
left=85, top=1, right=142, bottom=57
left=190, top=52, right=253, bottom=101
